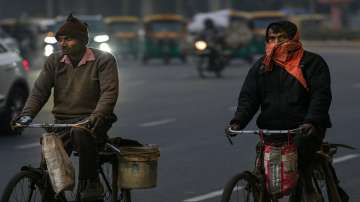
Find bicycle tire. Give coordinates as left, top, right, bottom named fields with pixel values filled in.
left=321, top=161, right=342, bottom=202
left=121, top=189, right=131, bottom=202
left=312, top=158, right=342, bottom=202
left=1, top=170, right=49, bottom=202
left=221, top=171, right=261, bottom=202
left=100, top=162, right=132, bottom=202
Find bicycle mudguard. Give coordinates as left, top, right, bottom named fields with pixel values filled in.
left=20, top=166, right=43, bottom=177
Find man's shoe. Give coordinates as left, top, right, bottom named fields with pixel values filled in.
left=80, top=178, right=104, bottom=201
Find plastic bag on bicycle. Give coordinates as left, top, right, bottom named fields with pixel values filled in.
left=42, top=133, right=75, bottom=194
left=260, top=139, right=299, bottom=197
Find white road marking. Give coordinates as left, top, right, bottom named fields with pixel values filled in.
left=333, top=154, right=360, bottom=164
left=353, top=83, right=360, bottom=89
left=139, top=118, right=176, bottom=127
left=183, top=153, right=359, bottom=202
left=15, top=142, right=40, bottom=149
left=183, top=186, right=243, bottom=202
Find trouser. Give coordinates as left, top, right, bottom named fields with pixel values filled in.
left=50, top=115, right=115, bottom=180
left=292, top=128, right=326, bottom=201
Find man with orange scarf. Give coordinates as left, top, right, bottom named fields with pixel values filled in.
left=228, top=21, right=332, bottom=201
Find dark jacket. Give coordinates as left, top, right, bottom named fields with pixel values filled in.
left=230, top=50, right=332, bottom=130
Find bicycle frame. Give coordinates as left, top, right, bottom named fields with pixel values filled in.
left=224, top=127, right=354, bottom=202
left=12, top=121, right=128, bottom=202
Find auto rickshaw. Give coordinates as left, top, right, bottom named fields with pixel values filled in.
left=105, top=16, right=140, bottom=59
left=248, top=10, right=287, bottom=54
left=224, top=10, right=256, bottom=62
left=288, top=14, right=327, bottom=39
left=142, top=14, right=187, bottom=64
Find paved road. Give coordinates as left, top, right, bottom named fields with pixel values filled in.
left=1, top=46, right=360, bottom=201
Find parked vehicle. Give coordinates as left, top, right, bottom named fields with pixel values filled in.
left=0, top=18, right=39, bottom=59
left=0, top=27, right=20, bottom=53
left=105, top=16, right=140, bottom=59
left=0, top=39, right=30, bottom=135
left=43, top=15, right=112, bottom=57
left=142, top=14, right=187, bottom=64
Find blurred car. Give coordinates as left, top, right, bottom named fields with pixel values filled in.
left=0, top=39, right=30, bottom=135
left=0, top=27, right=20, bottom=53
left=43, top=15, right=112, bottom=56
left=0, top=18, right=39, bottom=59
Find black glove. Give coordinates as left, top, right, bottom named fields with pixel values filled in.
left=88, top=114, right=105, bottom=134
left=225, top=123, right=241, bottom=137
left=14, top=115, right=33, bottom=127
left=299, top=123, right=316, bottom=136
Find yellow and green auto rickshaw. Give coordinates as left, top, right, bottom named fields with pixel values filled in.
left=248, top=10, right=287, bottom=54
left=288, top=14, right=327, bottom=39
left=142, top=14, right=187, bottom=64
left=105, top=16, right=140, bottom=59
left=224, top=10, right=256, bottom=62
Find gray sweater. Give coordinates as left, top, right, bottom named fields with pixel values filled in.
left=22, top=48, right=119, bottom=119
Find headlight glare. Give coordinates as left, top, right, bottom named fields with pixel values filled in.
left=99, top=43, right=112, bottom=53
left=195, top=40, right=207, bottom=51
left=94, top=35, right=110, bottom=43
left=44, top=36, right=57, bottom=44
left=44, top=44, right=54, bottom=56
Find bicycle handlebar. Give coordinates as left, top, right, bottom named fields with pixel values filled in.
left=225, top=127, right=301, bottom=145
left=226, top=128, right=300, bottom=135
left=14, top=120, right=90, bottom=129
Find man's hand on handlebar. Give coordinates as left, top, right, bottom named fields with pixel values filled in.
left=12, top=115, right=33, bottom=128
left=225, top=123, right=241, bottom=137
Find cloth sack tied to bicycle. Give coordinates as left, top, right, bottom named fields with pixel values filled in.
left=257, top=134, right=299, bottom=197
left=42, top=133, right=75, bottom=194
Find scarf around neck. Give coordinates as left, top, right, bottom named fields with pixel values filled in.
left=262, top=32, right=308, bottom=91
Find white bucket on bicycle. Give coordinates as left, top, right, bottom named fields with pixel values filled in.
left=118, top=144, right=160, bottom=189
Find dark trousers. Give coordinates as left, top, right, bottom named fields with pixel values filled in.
left=52, top=116, right=114, bottom=180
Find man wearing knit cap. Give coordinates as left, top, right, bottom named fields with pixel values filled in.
left=15, top=14, right=119, bottom=201
left=226, top=21, right=335, bottom=201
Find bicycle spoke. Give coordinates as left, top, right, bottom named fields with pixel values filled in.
left=8, top=176, right=42, bottom=202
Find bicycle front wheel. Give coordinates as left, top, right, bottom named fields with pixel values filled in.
left=1, top=170, right=46, bottom=202
left=221, top=171, right=261, bottom=202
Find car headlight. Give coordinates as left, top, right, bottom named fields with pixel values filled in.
left=99, top=43, right=112, bottom=53
left=195, top=40, right=207, bottom=51
left=44, top=36, right=57, bottom=44
left=44, top=44, right=54, bottom=56
left=94, top=35, right=110, bottom=43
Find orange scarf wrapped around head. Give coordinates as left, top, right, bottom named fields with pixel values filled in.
left=262, top=32, right=308, bottom=91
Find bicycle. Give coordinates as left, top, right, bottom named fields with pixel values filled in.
left=221, top=128, right=353, bottom=202
left=1, top=121, right=132, bottom=202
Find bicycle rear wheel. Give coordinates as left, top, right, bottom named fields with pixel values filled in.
left=312, top=160, right=342, bottom=202
left=1, top=170, right=47, bottom=202
left=100, top=162, right=132, bottom=202
left=221, top=171, right=261, bottom=202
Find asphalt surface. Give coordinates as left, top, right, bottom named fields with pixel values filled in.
left=1, top=46, right=360, bottom=202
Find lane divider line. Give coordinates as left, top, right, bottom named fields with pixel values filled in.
left=183, top=186, right=243, bottom=202
left=139, top=118, right=176, bottom=127
left=16, top=142, right=40, bottom=149
left=333, top=154, right=360, bottom=164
